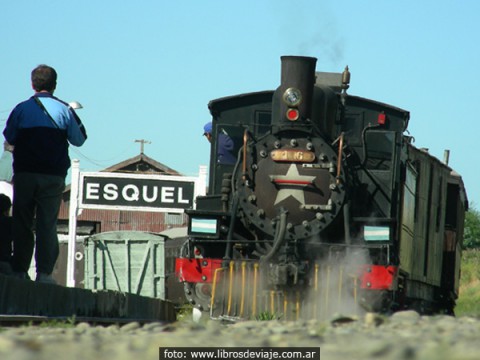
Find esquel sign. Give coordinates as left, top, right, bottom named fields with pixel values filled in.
left=80, top=173, right=195, bottom=212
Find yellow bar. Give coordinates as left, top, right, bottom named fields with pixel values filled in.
left=270, top=291, right=275, bottom=314
left=227, top=261, right=234, bottom=315
left=325, top=266, right=331, bottom=316
left=338, top=267, right=344, bottom=309
left=252, top=263, right=259, bottom=317
left=353, top=277, right=358, bottom=315
left=240, top=262, right=246, bottom=317
left=210, top=267, right=225, bottom=315
left=283, top=292, right=288, bottom=321
left=295, top=291, right=300, bottom=321
left=277, top=292, right=282, bottom=318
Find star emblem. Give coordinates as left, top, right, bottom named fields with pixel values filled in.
left=270, top=164, right=315, bottom=205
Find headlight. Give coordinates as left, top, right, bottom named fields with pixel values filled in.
left=283, top=87, right=302, bottom=106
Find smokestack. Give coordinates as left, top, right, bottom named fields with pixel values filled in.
left=273, top=56, right=317, bottom=125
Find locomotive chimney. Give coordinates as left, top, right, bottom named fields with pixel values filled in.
left=272, top=56, right=317, bottom=126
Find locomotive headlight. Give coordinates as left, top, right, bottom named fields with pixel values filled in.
left=283, top=87, right=302, bottom=106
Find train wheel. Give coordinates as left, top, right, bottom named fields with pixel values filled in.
left=183, top=282, right=213, bottom=313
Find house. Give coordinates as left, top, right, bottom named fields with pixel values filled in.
left=57, top=152, right=187, bottom=236
left=50, top=152, right=190, bottom=287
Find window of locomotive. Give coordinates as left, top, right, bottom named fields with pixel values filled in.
left=343, top=111, right=364, bottom=146
left=402, top=163, right=417, bottom=233
left=445, top=183, right=460, bottom=229
left=364, top=131, right=395, bottom=170
left=214, top=124, right=241, bottom=163
left=436, top=175, right=443, bottom=232
left=254, top=111, right=271, bottom=137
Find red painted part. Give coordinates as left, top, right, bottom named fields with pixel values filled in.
left=175, top=258, right=224, bottom=283
left=359, top=265, right=398, bottom=290
left=286, top=108, right=299, bottom=121
left=273, top=179, right=312, bottom=185
left=378, top=112, right=387, bottom=125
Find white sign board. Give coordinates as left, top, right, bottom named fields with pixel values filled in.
left=80, top=172, right=198, bottom=212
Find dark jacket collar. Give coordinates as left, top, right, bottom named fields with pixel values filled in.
left=33, top=92, right=54, bottom=98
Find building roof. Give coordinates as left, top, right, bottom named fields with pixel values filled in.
left=63, top=152, right=181, bottom=197
left=100, top=153, right=181, bottom=175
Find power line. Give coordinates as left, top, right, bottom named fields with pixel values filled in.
left=69, top=147, right=131, bottom=169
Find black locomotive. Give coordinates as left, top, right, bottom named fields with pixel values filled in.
left=175, top=56, right=467, bottom=319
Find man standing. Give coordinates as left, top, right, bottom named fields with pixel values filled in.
left=3, top=64, right=87, bottom=284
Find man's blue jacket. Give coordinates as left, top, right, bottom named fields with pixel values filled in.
left=3, top=92, right=87, bottom=177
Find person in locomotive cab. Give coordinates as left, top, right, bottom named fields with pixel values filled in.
left=3, top=64, right=88, bottom=284
left=203, top=121, right=236, bottom=165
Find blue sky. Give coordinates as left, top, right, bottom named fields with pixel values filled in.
left=1, top=1, right=479, bottom=208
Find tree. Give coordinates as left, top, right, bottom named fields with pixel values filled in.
left=463, top=204, right=480, bottom=249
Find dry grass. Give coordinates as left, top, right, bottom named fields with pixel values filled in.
left=456, top=250, right=480, bottom=317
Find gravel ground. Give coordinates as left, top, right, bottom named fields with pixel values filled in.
left=0, top=311, right=479, bottom=360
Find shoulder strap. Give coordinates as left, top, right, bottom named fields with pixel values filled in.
left=33, top=96, right=60, bottom=129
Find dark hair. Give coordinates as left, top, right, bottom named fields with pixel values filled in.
left=31, top=64, right=57, bottom=92
left=0, top=194, right=11, bottom=213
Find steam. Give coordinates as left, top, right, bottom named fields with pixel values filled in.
left=209, top=248, right=371, bottom=321
left=297, top=31, right=345, bottom=67
left=303, top=248, right=370, bottom=321
left=273, top=1, right=345, bottom=66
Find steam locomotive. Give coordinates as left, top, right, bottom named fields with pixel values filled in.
left=175, top=56, right=467, bottom=320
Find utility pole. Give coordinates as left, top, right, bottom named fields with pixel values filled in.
left=135, top=139, right=151, bottom=154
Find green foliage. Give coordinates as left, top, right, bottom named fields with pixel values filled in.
left=456, top=285, right=480, bottom=317
left=464, top=204, right=480, bottom=249
left=459, top=250, right=480, bottom=283
left=456, top=249, right=480, bottom=317
left=176, top=303, right=193, bottom=321
left=36, top=316, right=77, bottom=328
left=254, top=311, right=282, bottom=321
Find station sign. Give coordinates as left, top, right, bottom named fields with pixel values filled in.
left=67, top=161, right=208, bottom=287
left=79, top=172, right=197, bottom=213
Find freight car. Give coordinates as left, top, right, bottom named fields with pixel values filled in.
left=175, top=56, right=467, bottom=320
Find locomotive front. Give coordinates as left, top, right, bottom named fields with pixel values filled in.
left=176, top=56, right=360, bottom=320
left=236, top=56, right=348, bottom=246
